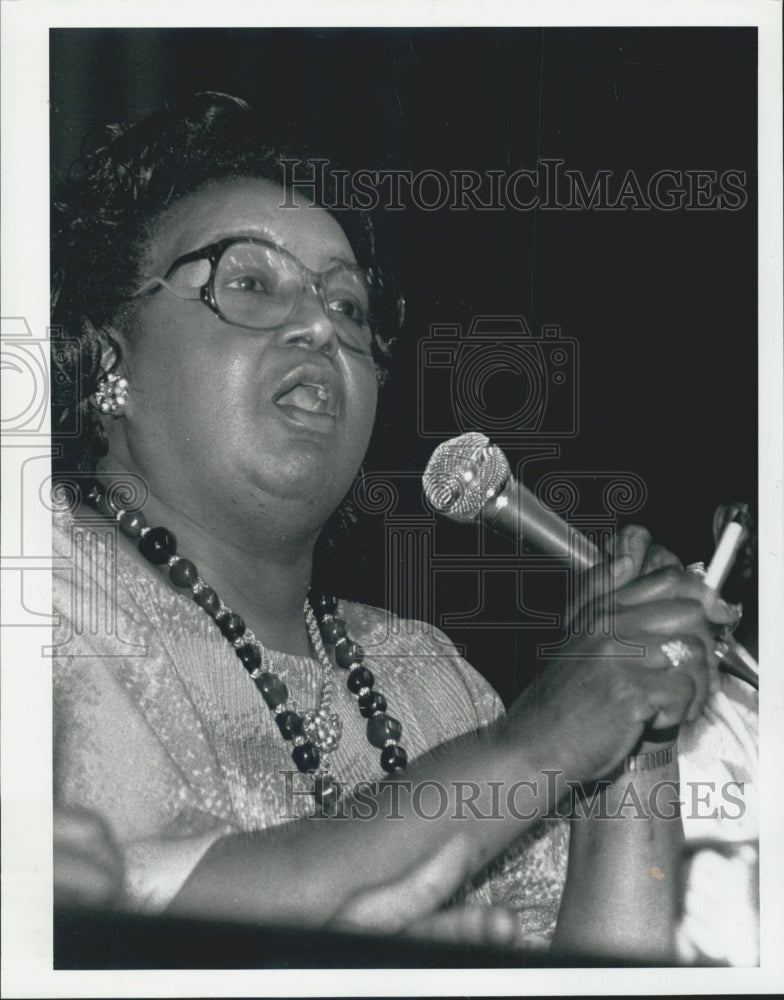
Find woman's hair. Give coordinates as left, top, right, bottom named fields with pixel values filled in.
left=51, top=91, right=393, bottom=477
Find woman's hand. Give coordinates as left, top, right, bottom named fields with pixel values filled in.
left=565, top=524, right=739, bottom=633
left=54, top=805, right=123, bottom=909
left=507, top=550, right=740, bottom=784
left=332, top=834, right=519, bottom=949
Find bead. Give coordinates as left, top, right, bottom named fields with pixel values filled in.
left=335, top=640, right=365, bottom=670
left=218, top=612, right=246, bottom=642
left=138, top=526, right=177, bottom=564
left=254, top=672, right=288, bottom=710
left=96, top=492, right=114, bottom=517
left=235, top=643, right=261, bottom=673
left=292, top=741, right=320, bottom=773
left=314, top=773, right=340, bottom=812
left=193, top=586, right=221, bottom=617
left=358, top=691, right=387, bottom=718
left=319, top=617, right=347, bottom=644
left=276, top=710, right=304, bottom=740
left=312, top=594, right=338, bottom=616
left=169, top=558, right=198, bottom=588
left=367, top=714, right=403, bottom=749
left=82, top=479, right=102, bottom=505
left=347, top=666, right=374, bottom=694
left=381, top=744, right=408, bottom=774
left=235, top=642, right=260, bottom=671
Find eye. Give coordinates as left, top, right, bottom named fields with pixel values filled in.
left=225, top=274, right=270, bottom=293
left=328, top=296, right=370, bottom=324
left=326, top=268, right=371, bottom=325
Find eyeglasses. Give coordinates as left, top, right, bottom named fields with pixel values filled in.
left=134, top=237, right=403, bottom=356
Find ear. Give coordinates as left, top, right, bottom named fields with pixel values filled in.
left=87, top=322, right=130, bottom=379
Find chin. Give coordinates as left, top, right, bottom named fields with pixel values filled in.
left=246, top=454, right=355, bottom=517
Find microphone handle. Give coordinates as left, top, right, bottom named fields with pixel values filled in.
left=483, top=476, right=601, bottom=570
left=482, top=475, right=759, bottom=689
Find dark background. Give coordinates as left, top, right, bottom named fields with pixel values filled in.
left=51, top=28, right=758, bottom=704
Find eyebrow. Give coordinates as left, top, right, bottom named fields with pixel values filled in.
left=177, top=235, right=356, bottom=271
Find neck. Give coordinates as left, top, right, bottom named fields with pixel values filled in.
left=95, top=462, right=322, bottom=658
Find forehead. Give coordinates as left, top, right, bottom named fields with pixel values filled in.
left=146, top=177, right=357, bottom=274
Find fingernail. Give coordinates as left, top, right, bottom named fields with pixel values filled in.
left=612, top=555, right=633, bottom=579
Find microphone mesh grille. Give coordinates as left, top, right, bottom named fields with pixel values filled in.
left=422, top=432, right=511, bottom=523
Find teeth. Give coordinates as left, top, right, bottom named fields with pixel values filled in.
left=276, top=382, right=333, bottom=415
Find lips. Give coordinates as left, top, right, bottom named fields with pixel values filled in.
left=271, top=363, right=341, bottom=424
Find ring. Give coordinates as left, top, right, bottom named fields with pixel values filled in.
left=686, top=561, right=706, bottom=577
left=661, top=639, right=693, bottom=667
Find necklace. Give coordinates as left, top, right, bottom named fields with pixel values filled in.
left=82, top=482, right=408, bottom=811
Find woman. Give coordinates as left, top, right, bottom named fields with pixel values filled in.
left=51, top=92, right=746, bottom=959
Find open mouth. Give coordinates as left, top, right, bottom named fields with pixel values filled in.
left=274, top=381, right=336, bottom=418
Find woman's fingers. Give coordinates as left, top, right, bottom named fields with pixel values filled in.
left=639, top=632, right=709, bottom=723
left=620, top=599, right=717, bottom=704
left=612, top=524, right=654, bottom=577
left=54, top=848, right=122, bottom=908
left=614, top=567, right=740, bottom=627
left=54, top=806, right=123, bottom=908
left=566, top=526, right=683, bottom=629
left=640, top=543, right=682, bottom=576
left=565, top=525, right=653, bottom=630
left=635, top=660, right=699, bottom=730
left=405, top=905, right=519, bottom=948
left=333, top=834, right=474, bottom=934
left=565, top=557, right=631, bottom=629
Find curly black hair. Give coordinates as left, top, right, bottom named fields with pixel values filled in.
left=51, top=91, right=396, bottom=478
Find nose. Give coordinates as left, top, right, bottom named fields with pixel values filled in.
left=276, top=284, right=338, bottom=356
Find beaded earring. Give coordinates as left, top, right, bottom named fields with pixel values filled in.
left=92, top=371, right=129, bottom=416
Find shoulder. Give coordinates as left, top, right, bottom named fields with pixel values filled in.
left=338, top=598, right=505, bottom=730
left=52, top=507, right=162, bottom=676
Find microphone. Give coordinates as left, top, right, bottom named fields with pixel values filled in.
left=422, top=432, right=600, bottom=570
left=422, top=432, right=758, bottom=688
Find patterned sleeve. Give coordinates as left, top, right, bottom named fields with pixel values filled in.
left=52, top=516, right=234, bottom=911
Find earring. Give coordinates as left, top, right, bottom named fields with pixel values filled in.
left=92, top=371, right=129, bottom=416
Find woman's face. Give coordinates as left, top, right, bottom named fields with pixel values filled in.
left=108, top=177, right=379, bottom=541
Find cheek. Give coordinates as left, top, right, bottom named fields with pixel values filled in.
left=125, top=316, right=241, bottom=443
left=346, top=362, right=379, bottom=443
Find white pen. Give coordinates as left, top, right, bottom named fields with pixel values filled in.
left=704, top=512, right=749, bottom=592
left=702, top=506, right=758, bottom=687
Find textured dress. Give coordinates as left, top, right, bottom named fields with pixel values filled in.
left=51, top=509, right=568, bottom=944
left=52, top=509, right=758, bottom=955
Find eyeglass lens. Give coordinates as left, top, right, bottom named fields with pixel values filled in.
left=214, top=243, right=375, bottom=351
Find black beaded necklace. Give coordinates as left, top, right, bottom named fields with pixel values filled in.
left=82, top=482, right=408, bottom=811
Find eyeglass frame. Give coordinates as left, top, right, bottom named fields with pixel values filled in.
left=133, top=236, right=402, bottom=356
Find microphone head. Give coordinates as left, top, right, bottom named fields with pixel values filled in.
left=423, top=432, right=510, bottom=523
